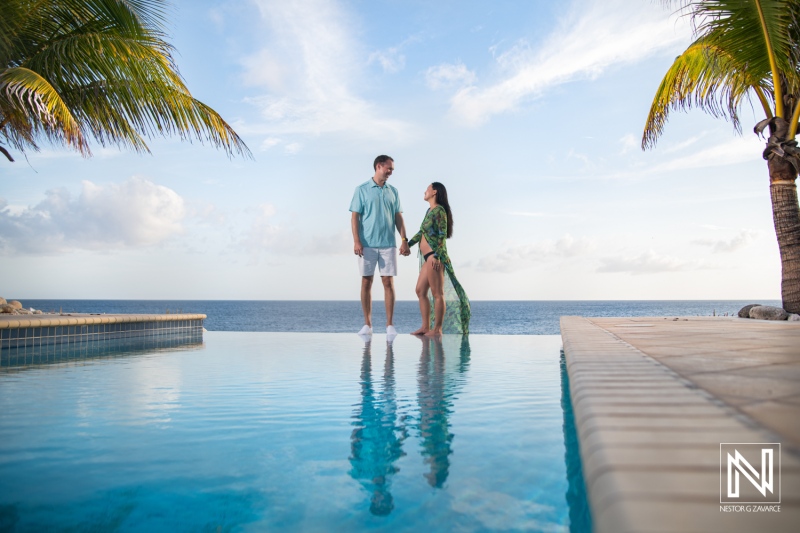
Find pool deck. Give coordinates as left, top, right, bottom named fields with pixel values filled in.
left=560, top=316, right=799, bottom=533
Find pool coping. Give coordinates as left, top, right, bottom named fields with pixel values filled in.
left=0, top=313, right=206, bottom=353
left=560, top=315, right=799, bottom=533
left=0, top=313, right=206, bottom=329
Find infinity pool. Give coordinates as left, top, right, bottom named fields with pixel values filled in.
left=0, top=333, right=590, bottom=532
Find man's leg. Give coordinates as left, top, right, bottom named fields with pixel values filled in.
left=361, top=276, right=374, bottom=327
left=381, top=276, right=395, bottom=326
left=378, top=247, right=398, bottom=329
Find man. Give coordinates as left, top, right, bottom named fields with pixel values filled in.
left=350, top=155, right=410, bottom=337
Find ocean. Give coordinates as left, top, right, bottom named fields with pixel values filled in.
left=18, top=300, right=779, bottom=335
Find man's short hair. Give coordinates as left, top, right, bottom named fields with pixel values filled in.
left=374, top=155, right=394, bottom=170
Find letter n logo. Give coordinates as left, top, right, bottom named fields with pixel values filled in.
left=720, top=443, right=781, bottom=504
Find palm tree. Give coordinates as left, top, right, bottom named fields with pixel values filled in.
left=0, top=0, right=250, bottom=163
left=643, top=0, right=800, bottom=313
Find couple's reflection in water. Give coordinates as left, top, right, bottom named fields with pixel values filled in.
left=348, top=336, right=471, bottom=516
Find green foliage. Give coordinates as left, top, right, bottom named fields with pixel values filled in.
left=0, top=0, right=251, bottom=161
left=643, top=0, right=800, bottom=148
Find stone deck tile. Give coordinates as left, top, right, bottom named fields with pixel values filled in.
left=561, top=316, right=799, bottom=533
left=598, top=500, right=799, bottom=533
left=738, top=401, right=800, bottom=446
left=586, top=317, right=800, bottom=443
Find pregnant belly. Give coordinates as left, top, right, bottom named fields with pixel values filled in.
left=419, top=235, right=433, bottom=255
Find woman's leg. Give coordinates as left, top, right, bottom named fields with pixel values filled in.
left=411, top=262, right=432, bottom=335
left=424, top=263, right=445, bottom=336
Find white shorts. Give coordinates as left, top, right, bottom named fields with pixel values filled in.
left=359, top=247, right=398, bottom=277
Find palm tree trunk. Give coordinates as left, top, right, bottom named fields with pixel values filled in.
left=769, top=157, right=800, bottom=313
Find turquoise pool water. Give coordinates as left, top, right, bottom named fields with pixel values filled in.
left=0, top=333, right=590, bottom=532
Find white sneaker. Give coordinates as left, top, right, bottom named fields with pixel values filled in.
left=358, top=325, right=373, bottom=335
left=386, top=325, right=398, bottom=336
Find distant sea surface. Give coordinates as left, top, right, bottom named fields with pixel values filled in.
left=19, top=300, right=779, bottom=335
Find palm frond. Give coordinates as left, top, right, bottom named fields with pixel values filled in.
left=642, top=39, right=766, bottom=149
left=0, top=0, right=251, bottom=161
left=0, top=66, right=88, bottom=154
left=662, top=1, right=799, bottom=116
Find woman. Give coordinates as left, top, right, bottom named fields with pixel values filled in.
left=408, top=182, right=470, bottom=335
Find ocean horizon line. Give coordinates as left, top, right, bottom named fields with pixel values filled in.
left=8, top=299, right=783, bottom=335
left=18, top=298, right=781, bottom=303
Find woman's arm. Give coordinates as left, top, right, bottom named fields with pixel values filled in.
left=426, top=207, right=449, bottom=263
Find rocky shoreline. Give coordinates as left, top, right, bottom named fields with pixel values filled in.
left=738, top=303, right=800, bottom=321
left=0, top=297, right=45, bottom=315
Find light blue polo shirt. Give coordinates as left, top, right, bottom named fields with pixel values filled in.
left=349, top=179, right=403, bottom=248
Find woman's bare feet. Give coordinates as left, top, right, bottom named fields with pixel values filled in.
left=424, top=329, right=442, bottom=337
left=410, top=327, right=428, bottom=336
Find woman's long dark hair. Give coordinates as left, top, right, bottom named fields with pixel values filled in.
left=431, top=182, right=453, bottom=238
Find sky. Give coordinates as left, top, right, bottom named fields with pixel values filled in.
left=0, top=0, right=784, bottom=301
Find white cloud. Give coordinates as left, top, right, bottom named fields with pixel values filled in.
left=545, top=136, right=765, bottom=181
left=448, top=0, right=690, bottom=126
left=259, top=137, right=282, bottom=151
left=662, top=133, right=708, bottom=154
left=241, top=0, right=410, bottom=140
left=239, top=205, right=350, bottom=258
left=619, top=133, right=638, bottom=155
left=368, top=48, right=406, bottom=73
left=240, top=203, right=282, bottom=251
left=187, top=201, right=226, bottom=226
left=476, top=234, right=594, bottom=273
left=425, top=62, right=476, bottom=90
left=303, top=230, right=352, bottom=255
left=597, top=249, right=705, bottom=275
left=0, top=177, right=185, bottom=255
left=284, top=142, right=302, bottom=155
left=241, top=48, right=289, bottom=91
left=649, top=136, right=763, bottom=173
left=369, top=35, right=421, bottom=73
left=693, top=229, right=756, bottom=253
left=566, top=149, right=593, bottom=170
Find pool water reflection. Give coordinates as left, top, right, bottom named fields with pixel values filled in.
left=350, top=336, right=472, bottom=517
left=0, top=332, right=590, bottom=532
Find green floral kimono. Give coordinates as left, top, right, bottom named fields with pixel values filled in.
left=408, top=205, right=471, bottom=334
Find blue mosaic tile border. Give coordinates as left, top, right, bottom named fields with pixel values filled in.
left=1, top=330, right=203, bottom=369
left=0, top=318, right=204, bottom=350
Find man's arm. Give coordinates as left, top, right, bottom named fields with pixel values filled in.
left=351, top=212, right=363, bottom=256
left=395, top=212, right=410, bottom=256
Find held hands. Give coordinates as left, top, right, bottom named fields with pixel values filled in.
left=354, top=240, right=410, bottom=257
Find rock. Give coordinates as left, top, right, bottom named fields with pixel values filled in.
left=16, top=308, right=31, bottom=315
left=738, top=304, right=761, bottom=318
left=749, top=305, right=789, bottom=321
left=0, top=297, right=5, bottom=305
left=789, top=314, right=800, bottom=322
left=33, top=309, right=43, bottom=315
left=0, top=304, right=15, bottom=314
left=8, top=300, right=22, bottom=310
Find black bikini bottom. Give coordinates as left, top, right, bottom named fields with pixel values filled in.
left=423, top=251, right=435, bottom=262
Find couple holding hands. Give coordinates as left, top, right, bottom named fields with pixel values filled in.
left=350, top=155, right=470, bottom=339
